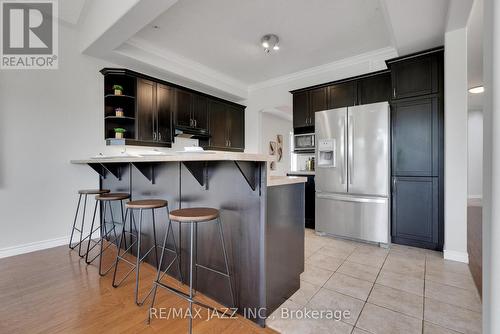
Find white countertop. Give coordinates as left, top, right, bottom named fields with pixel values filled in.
left=287, top=171, right=315, bottom=176
left=71, top=151, right=271, bottom=164
left=267, top=176, right=307, bottom=187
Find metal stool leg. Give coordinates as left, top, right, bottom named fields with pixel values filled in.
left=84, top=200, right=100, bottom=261
left=134, top=209, right=143, bottom=305
left=69, top=194, right=83, bottom=250
left=112, top=208, right=130, bottom=287
left=151, top=209, right=160, bottom=269
left=217, top=217, right=236, bottom=308
left=188, top=221, right=194, bottom=334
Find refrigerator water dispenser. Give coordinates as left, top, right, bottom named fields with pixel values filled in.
left=318, top=138, right=336, bottom=167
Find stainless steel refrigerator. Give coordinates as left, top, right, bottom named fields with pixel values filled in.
left=315, top=102, right=390, bottom=245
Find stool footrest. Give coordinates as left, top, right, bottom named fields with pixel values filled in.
left=195, top=263, right=230, bottom=278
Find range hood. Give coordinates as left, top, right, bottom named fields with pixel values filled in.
left=174, top=126, right=211, bottom=139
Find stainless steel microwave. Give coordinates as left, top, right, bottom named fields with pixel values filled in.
left=294, top=133, right=315, bottom=152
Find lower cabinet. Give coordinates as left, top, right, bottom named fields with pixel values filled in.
left=391, top=176, right=440, bottom=250
left=288, top=174, right=315, bottom=229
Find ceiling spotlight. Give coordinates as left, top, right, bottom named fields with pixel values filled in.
left=261, top=34, right=280, bottom=53
left=468, top=86, right=484, bottom=94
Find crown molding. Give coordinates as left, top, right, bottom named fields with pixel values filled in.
left=248, top=47, right=398, bottom=92
left=115, top=38, right=249, bottom=100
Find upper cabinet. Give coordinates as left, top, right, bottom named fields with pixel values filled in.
left=174, top=89, right=209, bottom=133
left=200, top=100, right=245, bottom=152
left=100, top=68, right=244, bottom=150
left=292, top=91, right=310, bottom=128
left=328, top=81, right=357, bottom=109
left=387, top=49, right=443, bottom=99
left=291, top=70, right=391, bottom=131
left=136, top=79, right=173, bottom=145
left=357, top=73, right=391, bottom=105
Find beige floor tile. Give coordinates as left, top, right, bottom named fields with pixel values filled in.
left=347, top=252, right=386, bottom=268
left=367, top=284, right=423, bottom=319
left=425, top=280, right=481, bottom=313
left=307, top=252, right=344, bottom=271
left=308, top=288, right=364, bottom=325
left=389, top=244, right=427, bottom=261
left=337, top=260, right=380, bottom=282
left=317, top=244, right=355, bottom=260
left=352, top=328, right=372, bottom=334
left=424, top=298, right=482, bottom=334
left=382, top=254, right=425, bottom=279
left=324, top=272, right=373, bottom=301
left=423, top=321, right=462, bottom=334
left=355, top=244, right=390, bottom=258
left=266, top=299, right=303, bottom=333
left=288, top=280, right=321, bottom=306
left=300, top=263, right=334, bottom=286
left=425, top=269, right=477, bottom=291
left=376, top=270, right=424, bottom=296
left=425, top=257, right=474, bottom=277
left=279, top=317, right=353, bottom=334
left=356, top=303, right=422, bottom=334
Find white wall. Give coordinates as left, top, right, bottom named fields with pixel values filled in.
left=244, top=48, right=397, bottom=154
left=482, top=0, right=500, bottom=331
left=0, top=23, right=195, bottom=256
left=260, top=113, right=292, bottom=176
left=444, top=28, right=469, bottom=263
left=467, top=110, right=483, bottom=200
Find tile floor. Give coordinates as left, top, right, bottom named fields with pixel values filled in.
left=266, top=229, right=482, bottom=334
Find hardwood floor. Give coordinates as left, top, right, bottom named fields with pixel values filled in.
left=0, top=243, right=277, bottom=334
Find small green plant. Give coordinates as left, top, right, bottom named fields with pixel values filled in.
left=112, top=85, right=123, bottom=91
left=114, top=127, right=126, bottom=133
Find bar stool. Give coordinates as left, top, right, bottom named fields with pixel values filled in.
left=112, top=199, right=183, bottom=306
left=148, top=207, right=235, bottom=333
left=85, top=192, right=130, bottom=276
left=69, top=189, right=110, bottom=257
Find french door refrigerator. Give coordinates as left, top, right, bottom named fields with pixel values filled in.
left=315, top=102, right=390, bottom=245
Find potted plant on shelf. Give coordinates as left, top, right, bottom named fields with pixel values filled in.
left=114, top=127, right=126, bottom=139
left=113, top=84, right=124, bottom=96
left=115, top=107, right=124, bottom=117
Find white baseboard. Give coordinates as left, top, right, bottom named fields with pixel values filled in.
left=443, top=249, right=469, bottom=263
left=0, top=236, right=69, bottom=259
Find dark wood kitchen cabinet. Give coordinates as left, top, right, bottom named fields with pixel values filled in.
left=175, top=89, right=192, bottom=128
left=391, top=96, right=439, bottom=177
left=292, top=87, right=326, bottom=129
left=288, top=173, right=315, bottom=229
left=357, top=72, right=391, bottom=105
left=201, top=100, right=245, bottom=152
left=386, top=47, right=444, bottom=251
left=388, top=48, right=442, bottom=99
left=392, top=176, right=439, bottom=249
left=137, top=79, right=173, bottom=145
left=292, top=91, right=310, bottom=128
left=137, top=78, right=155, bottom=142
left=101, top=68, right=245, bottom=149
left=174, top=89, right=209, bottom=131
left=328, top=81, right=357, bottom=108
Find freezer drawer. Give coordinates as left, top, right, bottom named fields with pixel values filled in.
left=315, top=193, right=389, bottom=244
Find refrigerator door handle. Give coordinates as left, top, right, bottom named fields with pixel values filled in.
left=316, top=193, right=387, bottom=204
left=348, top=115, right=354, bottom=184
left=340, top=116, right=346, bottom=184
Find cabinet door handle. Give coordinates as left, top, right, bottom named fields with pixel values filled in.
left=392, top=178, right=396, bottom=192
left=393, top=87, right=396, bottom=98
left=153, top=132, right=157, bottom=141
left=194, top=119, right=197, bottom=127
left=190, top=119, right=193, bottom=127
left=158, top=133, right=162, bottom=141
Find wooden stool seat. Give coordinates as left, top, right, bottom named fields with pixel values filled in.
left=126, top=199, right=168, bottom=209
left=78, top=189, right=110, bottom=195
left=96, top=193, right=130, bottom=201
left=169, top=207, right=219, bottom=223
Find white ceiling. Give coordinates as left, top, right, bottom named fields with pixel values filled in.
left=467, top=0, right=483, bottom=110
left=133, top=0, right=393, bottom=84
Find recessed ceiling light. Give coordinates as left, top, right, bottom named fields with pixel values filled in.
left=261, top=34, right=280, bottom=53
left=153, top=25, right=160, bottom=29
left=469, top=86, right=484, bottom=94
